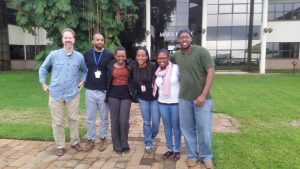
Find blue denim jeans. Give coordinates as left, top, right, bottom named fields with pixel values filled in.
left=159, top=103, right=181, bottom=152
left=138, top=99, right=160, bottom=148
left=85, top=89, right=109, bottom=141
left=179, top=98, right=213, bottom=161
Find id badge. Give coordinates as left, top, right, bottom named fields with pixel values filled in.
left=141, top=85, right=146, bottom=92
left=94, top=70, right=101, bottom=78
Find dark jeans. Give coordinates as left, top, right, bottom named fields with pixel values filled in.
left=108, top=97, right=131, bottom=151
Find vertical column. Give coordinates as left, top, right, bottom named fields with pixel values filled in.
left=298, top=43, right=300, bottom=60
left=201, top=0, right=207, bottom=47
left=260, top=0, right=268, bottom=74
left=146, top=0, right=151, bottom=58
left=24, top=45, right=27, bottom=61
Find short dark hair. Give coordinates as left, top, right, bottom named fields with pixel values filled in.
left=61, top=28, right=75, bottom=38
left=114, top=46, right=126, bottom=54
left=157, top=48, right=170, bottom=58
left=178, top=29, right=192, bottom=38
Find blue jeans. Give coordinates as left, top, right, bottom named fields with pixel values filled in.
left=85, top=89, right=109, bottom=141
left=179, top=98, right=213, bottom=161
left=138, top=99, right=160, bottom=148
left=159, top=103, right=181, bottom=152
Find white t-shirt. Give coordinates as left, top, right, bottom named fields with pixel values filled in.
left=155, top=64, right=180, bottom=104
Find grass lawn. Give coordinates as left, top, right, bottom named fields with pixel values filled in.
left=0, top=70, right=87, bottom=140
left=0, top=71, right=300, bottom=168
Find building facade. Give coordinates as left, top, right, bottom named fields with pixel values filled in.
left=0, top=0, right=48, bottom=70
left=120, top=0, right=300, bottom=72
left=1, top=0, right=300, bottom=71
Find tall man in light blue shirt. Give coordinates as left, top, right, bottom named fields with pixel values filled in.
left=39, top=28, right=87, bottom=156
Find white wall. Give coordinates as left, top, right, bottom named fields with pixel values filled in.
left=267, top=21, right=300, bottom=42
left=8, top=25, right=49, bottom=45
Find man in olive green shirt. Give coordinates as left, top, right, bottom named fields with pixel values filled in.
left=174, top=29, right=215, bottom=169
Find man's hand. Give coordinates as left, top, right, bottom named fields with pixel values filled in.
left=195, top=94, right=206, bottom=107
left=78, top=81, right=85, bottom=91
left=41, top=83, right=49, bottom=93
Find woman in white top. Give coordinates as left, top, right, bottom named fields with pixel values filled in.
left=154, top=49, right=181, bottom=161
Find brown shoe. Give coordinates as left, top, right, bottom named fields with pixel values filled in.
left=71, top=143, right=83, bottom=152
left=98, top=138, right=108, bottom=152
left=83, top=140, right=95, bottom=152
left=203, top=160, right=214, bottom=169
left=56, top=148, right=64, bottom=156
left=187, top=159, right=198, bottom=167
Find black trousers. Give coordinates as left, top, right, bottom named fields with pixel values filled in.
left=108, top=97, right=131, bottom=151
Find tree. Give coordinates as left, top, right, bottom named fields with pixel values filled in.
left=10, top=0, right=137, bottom=64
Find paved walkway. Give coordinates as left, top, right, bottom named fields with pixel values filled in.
left=0, top=103, right=240, bottom=169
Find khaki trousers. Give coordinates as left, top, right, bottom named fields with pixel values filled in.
left=49, top=94, right=80, bottom=149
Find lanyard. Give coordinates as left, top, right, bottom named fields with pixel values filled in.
left=93, top=49, right=104, bottom=68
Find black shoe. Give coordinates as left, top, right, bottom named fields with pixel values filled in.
left=173, top=152, right=180, bottom=161
left=122, top=148, right=130, bottom=154
left=115, top=150, right=123, bottom=154
left=162, top=151, right=174, bottom=159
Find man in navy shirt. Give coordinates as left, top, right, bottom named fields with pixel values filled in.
left=39, top=28, right=87, bottom=156
left=83, top=33, right=114, bottom=152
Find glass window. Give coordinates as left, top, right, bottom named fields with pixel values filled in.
left=176, top=14, right=188, bottom=26
left=209, top=50, right=217, bottom=59
left=233, top=0, right=248, bottom=3
left=10, top=45, right=24, bottom=60
left=26, top=45, right=45, bottom=60
left=284, top=11, right=293, bottom=20
left=232, top=50, right=245, bottom=58
left=207, top=27, right=218, bottom=41
left=269, top=4, right=275, bottom=12
left=253, top=14, right=261, bottom=25
left=232, top=40, right=247, bottom=49
left=218, top=14, right=232, bottom=26
left=232, top=26, right=247, bottom=40
left=284, top=4, right=293, bottom=12
left=177, top=0, right=188, bottom=2
left=234, top=4, right=247, bottom=13
left=207, top=0, right=218, bottom=5
left=275, top=12, right=284, bottom=20
left=219, top=0, right=233, bottom=4
left=217, top=27, right=232, bottom=40
left=266, top=42, right=299, bottom=58
left=207, top=41, right=217, bottom=50
left=293, top=12, right=300, bottom=19
left=219, top=5, right=232, bottom=14
left=293, top=3, right=300, bottom=10
left=275, top=4, right=284, bottom=12
left=268, top=12, right=275, bottom=21
left=207, top=15, right=218, bottom=27
left=176, top=3, right=189, bottom=13
left=254, top=4, right=262, bottom=13
left=208, top=5, right=218, bottom=14
left=233, top=14, right=247, bottom=25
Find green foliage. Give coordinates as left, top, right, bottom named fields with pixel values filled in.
left=10, top=0, right=137, bottom=62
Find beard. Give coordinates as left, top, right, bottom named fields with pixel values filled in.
left=94, top=44, right=103, bottom=51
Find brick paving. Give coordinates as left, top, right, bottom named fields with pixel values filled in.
left=0, top=103, right=240, bottom=169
